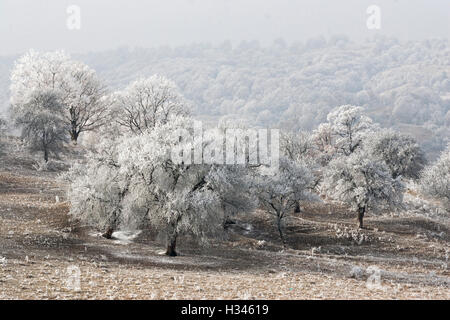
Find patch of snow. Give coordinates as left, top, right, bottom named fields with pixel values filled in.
left=112, top=230, right=142, bottom=245
left=256, top=240, right=266, bottom=248
left=243, top=223, right=253, bottom=234
left=88, top=232, right=103, bottom=238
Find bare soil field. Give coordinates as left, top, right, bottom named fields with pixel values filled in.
left=0, top=137, right=449, bottom=299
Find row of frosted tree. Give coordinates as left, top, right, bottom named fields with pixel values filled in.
left=5, top=50, right=449, bottom=256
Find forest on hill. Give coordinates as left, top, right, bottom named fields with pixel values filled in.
left=1, top=36, right=449, bottom=157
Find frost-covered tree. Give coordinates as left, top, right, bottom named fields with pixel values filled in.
left=366, top=129, right=427, bottom=179
left=208, top=164, right=256, bottom=229
left=420, top=145, right=450, bottom=204
left=312, top=122, right=336, bottom=166
left=313, top=123, right=333, bottom=153
left=10, top=51, right=68, bottom=108
left=0, top=116, right=6, bottom=135
left=280, top=130, right=321, bottom=211
left=117, top=118, right=255, bottom=255
left=322, top=152, right=404, bottom=228
left=0, top=116, right=6, bottom=153
left=326, top=105, right=376, bottom=156
left=67, top=116, right=253, bottom=256
left=280, top=130, right=316, bottom=162
left=255, top=158, right=317, bottom=247
left=64, top=138, right=126, bottom=239
left=10, top=50, right=108, bottom=143
left=61, top=63, right=109, bottom=143
left=12, top=90, right=67, bottom=162
left=212, top=118, right=261, bottom=225
left=112, top=75, right=190, bottom=135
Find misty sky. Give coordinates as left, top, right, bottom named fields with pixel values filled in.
left=0, top=0, right=449, bottom=55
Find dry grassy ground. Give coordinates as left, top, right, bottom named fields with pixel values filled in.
left=0, top=137, right=449, bottom=299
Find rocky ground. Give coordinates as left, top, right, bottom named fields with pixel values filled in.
left=0, top=137, right=449, bottom=299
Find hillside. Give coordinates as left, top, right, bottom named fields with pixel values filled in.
left=0, top=136, right=448, bottom=299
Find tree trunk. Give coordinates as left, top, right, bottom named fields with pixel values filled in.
left=44, top=148, right=49, bottom=163
left=277, top=218, right=286, bottom=249
left=223, top=217, right=236, bottom=230
left=102, top=227, right=114, bottom=239
left=294, top=202, right=301, bottom=213
left=165, top=235, right=178, bottom=257
left=70, top=130, right=79, bottom=145
left=358, top=207, right=365, bottom=229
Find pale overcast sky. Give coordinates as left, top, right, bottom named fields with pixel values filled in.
left=0, top=0, right=449, bottom=55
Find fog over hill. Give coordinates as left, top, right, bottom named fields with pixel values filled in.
left=1, top=36, right=449, bottom=156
